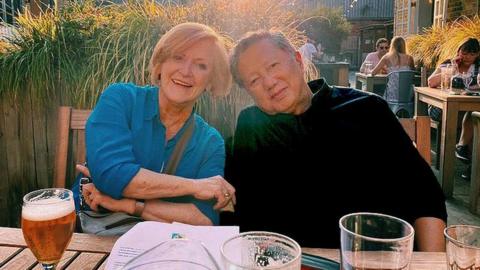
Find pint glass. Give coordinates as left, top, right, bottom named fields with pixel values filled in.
left=22, top=188, right=76, bottom=270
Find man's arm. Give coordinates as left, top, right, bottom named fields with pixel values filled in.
left=371, top=56, right=387, bottom=75
left=414, top=217, right=446, bottom=251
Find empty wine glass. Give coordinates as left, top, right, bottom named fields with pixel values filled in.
left=462, top=72, right=473, bottom=90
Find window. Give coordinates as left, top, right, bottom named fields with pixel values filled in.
left=433, top=0, right=447, bottom=27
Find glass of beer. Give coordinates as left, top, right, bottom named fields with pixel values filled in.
left=339, top=212, right=414, bottom=270
left=21, top=188, right=76, bottom=270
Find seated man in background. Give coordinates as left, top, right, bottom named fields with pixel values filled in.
left=360, top=38, right=389, bottom=74
left=222, top=30, right=447, bottom=251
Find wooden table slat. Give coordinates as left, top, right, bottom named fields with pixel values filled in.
left=0, top=246, right=21, bottom=266
left=0, top=248, right=36, bottom=270
left=65, top=252, right=107, bottom=270
left=97, top=256, right=109, bottom=270
left=30, top=251, right=79, bottom=270
left=0, top=227, right=118, bottom=253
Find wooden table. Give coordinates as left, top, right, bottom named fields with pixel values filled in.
left=415, top=87, right=480, bottom=197
left=355, top=72, right=388, bottom=95
left=0, top=227, right=447, bottom=269
left=315, top=62, right=349, bottom=87
left=0, top=227, right=118, bottom=269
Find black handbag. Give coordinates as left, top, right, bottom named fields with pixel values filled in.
left=79, top=116, right=196, bottom=236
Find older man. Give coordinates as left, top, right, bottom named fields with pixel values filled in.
left=360, top=38, right=389, bottom=74
left=222, top=30, right=447, bottom=251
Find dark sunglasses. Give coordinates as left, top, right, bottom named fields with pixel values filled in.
left=379, top=46, right=389, bottom=50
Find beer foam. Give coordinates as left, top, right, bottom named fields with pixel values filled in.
left=22, top=198, right=75, bottom=221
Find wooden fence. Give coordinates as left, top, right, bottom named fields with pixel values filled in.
left=0, top=95, right=60, bottom=227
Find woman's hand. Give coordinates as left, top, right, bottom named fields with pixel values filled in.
left=452, top=55, right=463, bottom=68
left=82, top=183, right=135, bottom=214
left=192, top=176, right=236, bottom=210
left=77, top=164, right=135, bottom=214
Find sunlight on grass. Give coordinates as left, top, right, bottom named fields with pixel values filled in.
left=407, top=16, right=480, bottom=69
left=0, top=0, right=318, bottom=136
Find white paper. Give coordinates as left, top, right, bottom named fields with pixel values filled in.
left=105, top=221, right=239, bottom=269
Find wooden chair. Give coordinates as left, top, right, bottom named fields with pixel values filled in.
left=421, top=66, right=441, bottom=169
left=399, top=116, right=431, bottom=165
left=53, top=106, right=92, bottom=188
left=470, top=111, right=480, bottom=214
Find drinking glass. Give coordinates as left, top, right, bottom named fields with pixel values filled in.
left=339, top=212, right=414, bottom=270
left=21, top=188, right=76, bottom=270
left=462, top=72, right=473, bottom=90
left=122, top=238, right=221, bottom=270
left=477, top=73, right=480, bottom=88
left=364, top=61, right=373, bottom=75
left=221, top=231, right=301, bottom=270
left=444, top=225, right=480, bottom=270
left=441, top=65, right=454, bottom=91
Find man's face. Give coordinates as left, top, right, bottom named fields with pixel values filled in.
left=237, top=39, right=307, bottom=115
left=377, top=42, right=389, bottom=57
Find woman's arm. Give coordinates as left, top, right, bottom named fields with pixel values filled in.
left=409, top=55, right=415, bottom=70
left=123, top=169, right=234, bottom=210
left=427, top=67, right=442, bottom=88
left=82, top=182, right=212, bottom=225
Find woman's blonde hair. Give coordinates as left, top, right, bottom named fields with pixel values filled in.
left=149, top=22, right=231, bottom=97
left=389, top=36, right=406, bottom=54
left=388, top=36, right=407, bottom=65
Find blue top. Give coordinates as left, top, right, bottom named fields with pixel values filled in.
left=72, top=83, right=225, bottom=224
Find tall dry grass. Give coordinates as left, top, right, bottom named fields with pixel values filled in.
left=407, top=16, right=480, bottom=69
left=1, top=0, right=315, bottom=136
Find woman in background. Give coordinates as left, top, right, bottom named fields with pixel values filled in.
left=427, top=38, right=480, bottom=165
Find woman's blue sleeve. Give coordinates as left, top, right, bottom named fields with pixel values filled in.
left=85, top=84, right=141, bottom=199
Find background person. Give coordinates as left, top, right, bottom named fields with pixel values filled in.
left=73, top=22, right=235, bottom=226
left=222, top=30, right=447, bottom=251
left=299, top=37, right=319, bottom=63
left=360, top=38, right=389, bottom=74
left=427, top=37, right=480, bottom=165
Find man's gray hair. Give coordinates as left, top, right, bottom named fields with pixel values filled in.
left=230, top=30, right=297, bottom=88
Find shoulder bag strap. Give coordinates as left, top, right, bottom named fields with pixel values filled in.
left=164, top=115, right=196, bottom=174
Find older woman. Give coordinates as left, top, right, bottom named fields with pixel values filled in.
left=73, top=22, right=235, bottom=226
left=427, top=38, right=480, bottom=164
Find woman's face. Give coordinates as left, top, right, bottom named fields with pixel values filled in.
left=458, top=50, right=479, bottom=66
left=158, top=38, right=215, bottom=106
